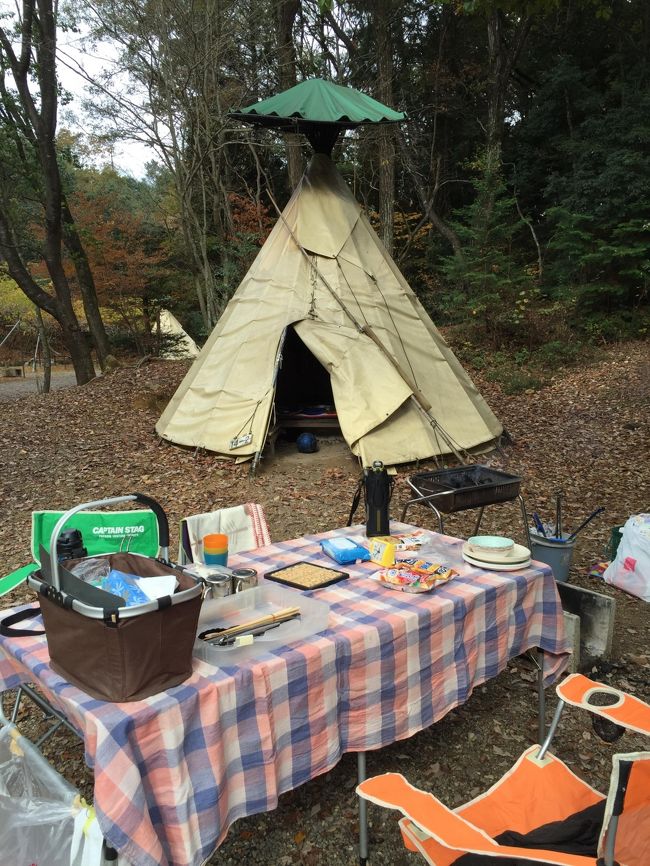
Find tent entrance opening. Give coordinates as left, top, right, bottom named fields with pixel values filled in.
left=274, top=326, right=339, bottom=432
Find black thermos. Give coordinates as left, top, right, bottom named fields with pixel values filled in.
left=56, top=528, right=87, bottom=562
left=365, top=460, right=392, bottom=537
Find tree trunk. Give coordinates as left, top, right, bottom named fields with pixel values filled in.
left=373, top=0, right=395, bottom=255
left=62, top=197, right=111, bottom=369
left=481, top=9, right=532, bottom=224
left=396, top=132, right=464, bottom=263
left=0, top=0, right=98, bottom=385
left=34, top=305, right=52, bottom=393
left=275, top=0, right=303, bottom=190
left=0, top=206, right=95, bottom=383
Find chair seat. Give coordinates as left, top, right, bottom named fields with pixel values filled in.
left=459, top=747, right=603, bottom=840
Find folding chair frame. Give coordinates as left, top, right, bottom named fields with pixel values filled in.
left=358, top=674, right=650, bottom=866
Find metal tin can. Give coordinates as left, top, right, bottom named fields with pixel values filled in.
left=231, top=567, right=258, bottom=593
left=201, top=571, right=233, bottom=599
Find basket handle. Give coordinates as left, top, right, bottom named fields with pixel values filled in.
left=48, top=494, right=170, bottom=590
left=130, top=492, right=170, bottom=549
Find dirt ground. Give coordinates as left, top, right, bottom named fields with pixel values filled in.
left=0, top=343, right=648, bottom=865
left=0, top=364, right=79, bottom=400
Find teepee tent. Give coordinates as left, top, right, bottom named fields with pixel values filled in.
left=156, top=309, right=200, bottom=359
left=156, top=150, right=503, bottom=467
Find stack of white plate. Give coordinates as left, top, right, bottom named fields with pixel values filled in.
left=462, top=535, right=531, bottom=571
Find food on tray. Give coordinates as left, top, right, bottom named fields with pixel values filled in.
left=371, top=561, right=457, bottom=593
left=265, top=561, right=348, bottom=590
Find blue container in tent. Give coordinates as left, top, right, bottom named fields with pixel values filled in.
left=297, top=432, right=319, bottom=453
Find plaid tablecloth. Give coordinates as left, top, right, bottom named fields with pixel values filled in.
left=0, top=525, right=569, bottom=866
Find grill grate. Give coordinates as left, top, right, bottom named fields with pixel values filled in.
left=407, top=466, right=522, bottom=514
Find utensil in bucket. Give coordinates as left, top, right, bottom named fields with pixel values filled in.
left=529, top=532, right=577, bottom=583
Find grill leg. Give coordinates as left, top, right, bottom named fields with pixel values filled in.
left=518, top=495, right=532, bottom=549
left=472, top=507, right=485, bottom=536
left=400, top=500, right=444, bottom=533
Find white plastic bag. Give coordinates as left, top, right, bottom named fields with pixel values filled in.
left=603, top=514, right=650, bottom=602
left=0, top=724, right=79, bottom=866
left=0, top=725, right=123, bottom=866
left=69, top=802, right=105, bottom=866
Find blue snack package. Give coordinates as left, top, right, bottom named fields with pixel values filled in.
left=321, top=537, right=370, bottom=565
left=101, top=569, right=151, bottom=607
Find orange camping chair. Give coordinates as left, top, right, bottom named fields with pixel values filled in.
left=358, top=673, right=650, bottom=866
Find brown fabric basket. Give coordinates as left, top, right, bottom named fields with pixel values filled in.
left=34, top=552, right=202, bottom=702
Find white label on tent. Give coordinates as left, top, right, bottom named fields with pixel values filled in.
left=229, top=434, right=253, bottom=450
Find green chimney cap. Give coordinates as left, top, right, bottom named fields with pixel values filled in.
left=230, top=78, right=404, bottom=149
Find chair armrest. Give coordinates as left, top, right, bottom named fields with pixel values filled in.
left=359, top=772, right=600, bottom=865
left=0, top=563, right=38, bottom=597
left=558, top=674, right=650, bottom=736
left=357, top=773, right=499, bottom=853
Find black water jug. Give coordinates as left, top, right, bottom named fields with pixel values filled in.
left=347, top=460, right=394, bottom=537
left=56, top=528, right=87, bottom=562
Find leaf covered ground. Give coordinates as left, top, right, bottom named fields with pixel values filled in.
left=0, top=341, right=648, bottom=865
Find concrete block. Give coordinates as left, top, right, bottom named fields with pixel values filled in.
left=556, top=581, right=616, bottom=667
left=1, top=366, right=22, bottom=377
left=562, top=611, right=581, bottom=673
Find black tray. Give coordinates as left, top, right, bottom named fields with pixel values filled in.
left=265, top=561, right=349, bottom=590
left=408, top=465, right=522, bottom=513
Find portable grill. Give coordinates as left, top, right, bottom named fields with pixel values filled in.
left=401, top=465, right=531, bottom=546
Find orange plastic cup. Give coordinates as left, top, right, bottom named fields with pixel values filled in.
left=203, top=533, right=228, bottom=565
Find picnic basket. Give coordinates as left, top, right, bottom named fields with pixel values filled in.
left=20, top=494, right=202, bottom=702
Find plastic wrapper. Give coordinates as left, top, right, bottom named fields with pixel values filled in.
left=101, top=569, right=151, bottom=606
left=70, top=558, right=111, bottom=586
left=320, top=537, right=370, bottom=565
left=374, top=530, right=432, bottom=551
left=370, top=561, right=457, bottom=593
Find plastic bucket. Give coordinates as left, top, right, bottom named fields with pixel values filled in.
left=529, top=532, right=576, bottom=582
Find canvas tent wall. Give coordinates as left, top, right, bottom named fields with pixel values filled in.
left=157, top=310, right=200, bottom=358
left=156, top=154, right=503, bottom=466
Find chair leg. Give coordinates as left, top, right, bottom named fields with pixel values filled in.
left=358, top=751, right=368, bottom=865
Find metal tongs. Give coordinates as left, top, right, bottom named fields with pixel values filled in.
left=198, top=606, right=301, bottom=646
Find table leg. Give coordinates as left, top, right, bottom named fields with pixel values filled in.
left=102, top=841, right=118, bottom=862
left=357, top=751, right=368, bottom=865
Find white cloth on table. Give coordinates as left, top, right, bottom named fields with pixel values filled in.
left=179, top=504, right=271, bottom=563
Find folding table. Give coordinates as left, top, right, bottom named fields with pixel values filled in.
left=0, top=523, right=570, bottom=866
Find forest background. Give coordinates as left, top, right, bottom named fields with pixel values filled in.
left=0, top=0, right=648, bottom=393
